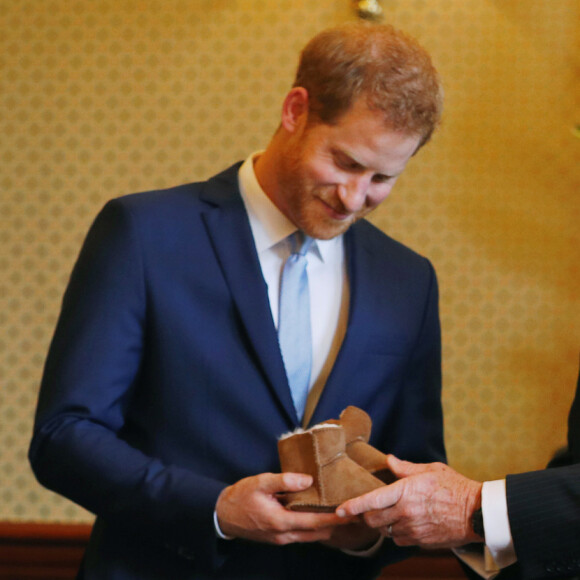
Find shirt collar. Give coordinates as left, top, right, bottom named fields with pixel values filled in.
left=238, top=152, right=342, bottom=262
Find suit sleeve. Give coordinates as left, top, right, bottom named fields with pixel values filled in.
left=29, top=199, right=227, bottom=569
left=504, top=366, right=580, bottom=579
left=406, top=259, right=445, bottom=463
left=505, top=464, right=580, bottom=579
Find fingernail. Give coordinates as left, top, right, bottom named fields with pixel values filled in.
left=336, top=508, right=346, bottom=517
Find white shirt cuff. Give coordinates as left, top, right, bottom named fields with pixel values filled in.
left=213, top=510, right=235, bottom=541
left=482, top=479, right=517, bottom=568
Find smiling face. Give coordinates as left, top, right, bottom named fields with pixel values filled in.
left=265, top=89, right=422, bottom=240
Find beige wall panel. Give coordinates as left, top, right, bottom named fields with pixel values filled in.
left=1, top=0, right=578, bottom=522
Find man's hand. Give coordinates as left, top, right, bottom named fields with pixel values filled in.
left=336, top=455, right=484, bottom=549
left=216, top=472, right=348, bottom=545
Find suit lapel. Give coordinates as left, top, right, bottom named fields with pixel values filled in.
left=199, top=165, right=298, bottom=425
left=309, top=223, right=377, bottom=424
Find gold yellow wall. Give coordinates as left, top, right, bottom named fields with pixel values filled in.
left=1, top=0, right=578, bottom=522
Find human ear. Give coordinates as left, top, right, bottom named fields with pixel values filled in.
left=281, top=87, right=309, bottom=133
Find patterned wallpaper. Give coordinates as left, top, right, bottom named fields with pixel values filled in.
left=1, top=0, right=578, bottom=523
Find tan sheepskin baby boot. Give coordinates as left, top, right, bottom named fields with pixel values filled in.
left=331, top=406, right=396, bottom=484
left=277, top=423, right=385, bottom=512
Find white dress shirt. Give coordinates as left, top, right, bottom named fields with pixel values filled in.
left=238, top=152, right=349, bottom=425
left=214, top=153, right=349, bottom=541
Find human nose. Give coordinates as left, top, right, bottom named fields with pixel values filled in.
left=336, top=176, right=369, bottom=212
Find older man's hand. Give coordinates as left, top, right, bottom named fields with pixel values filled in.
left=336, top=455, right=484, bottom=549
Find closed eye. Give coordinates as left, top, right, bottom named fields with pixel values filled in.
left=333, top=150, right=394, bottom=183
left=338, top=158, right=364, bottom=172
left=333, top=150, right=364, bottom=172
left=371, top=174, right=394, bottom=184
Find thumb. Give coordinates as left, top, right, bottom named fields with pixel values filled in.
left=260, top=472, right=313, bottom=494
left=385, top=454, right=428, bottom=478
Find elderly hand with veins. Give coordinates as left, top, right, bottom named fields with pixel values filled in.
left=336, top=455, right=485, bottom=549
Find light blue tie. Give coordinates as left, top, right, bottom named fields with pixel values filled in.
left=278, top=232, right=315, bottom=420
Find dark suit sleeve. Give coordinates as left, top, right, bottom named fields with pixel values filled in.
left=28, top=199, right=226, bottom=569
left=503, top=367, right=580, bottom=579
left=505, top=464, right=580, bottom=579
left=406, top=259, right=445, bottom=463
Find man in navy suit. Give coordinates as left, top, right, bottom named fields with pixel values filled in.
left=30, top=23, right=445, bottom=579
left=338, top=362, right=580, bottom=579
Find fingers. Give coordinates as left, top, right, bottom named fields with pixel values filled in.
left=379, top=523, right=394, bottom=539
left=215, top=472, right=346, bottom=544
left=254, top=472, right=347, bottom=529
left=272, top=522, right=343, bottom=545
left=284, top=509, right=346, bottom=530
left=257, top=472, right=313, bottom=494
left=363, top=506, right=397, bottom=530
left=248, top=504, right=347, bottom=546
left=336, top=480, right=403, bottom=517
left=385, top=454, right=449, bottom=478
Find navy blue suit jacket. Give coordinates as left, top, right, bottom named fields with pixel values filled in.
left=29, top=163, right=445, bottom=579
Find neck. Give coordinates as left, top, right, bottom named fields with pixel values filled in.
left=253, top=138, right=286, bottom=215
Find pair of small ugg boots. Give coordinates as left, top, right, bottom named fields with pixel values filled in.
left=278, top=406, right=395, bottom=512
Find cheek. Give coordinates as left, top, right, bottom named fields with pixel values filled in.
left=305, top=159, right=342, bottom=184
left=366, top=185, right=394, bottom=208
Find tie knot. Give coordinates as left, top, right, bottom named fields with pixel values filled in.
left=290, top=232, right=314, bottom=257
